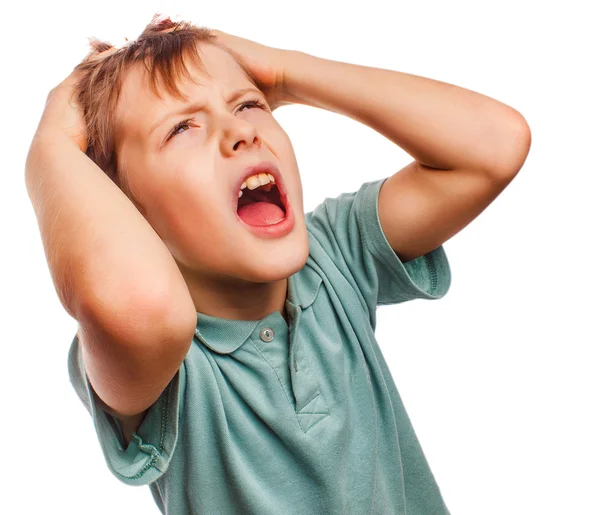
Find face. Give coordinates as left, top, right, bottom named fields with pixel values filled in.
left=113, top=44, right=309, bottom=289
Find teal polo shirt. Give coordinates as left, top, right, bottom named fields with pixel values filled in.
left=68, top=177, right=453, bottom=514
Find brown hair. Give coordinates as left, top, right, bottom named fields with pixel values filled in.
left=73, top=13, right=251, bottom=211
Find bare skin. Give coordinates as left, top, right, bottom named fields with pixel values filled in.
left=113, top=44, right=309, bottom=321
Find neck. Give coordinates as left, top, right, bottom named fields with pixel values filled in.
left=180, top=268, right=289, bottom=322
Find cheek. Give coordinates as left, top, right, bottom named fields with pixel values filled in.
left=135, top=168, right=196, bottom=239
left=161, top=176, right=223, bottom=238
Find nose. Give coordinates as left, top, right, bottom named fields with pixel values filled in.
left=218, top=111, right=262, bottom=156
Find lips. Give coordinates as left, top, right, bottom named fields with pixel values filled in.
left=233, top=161, right=289, bottom=216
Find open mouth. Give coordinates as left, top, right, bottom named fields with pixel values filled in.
left=236, top=181, right=287, bottom=226
left=237, top=181, right=285, bottom=211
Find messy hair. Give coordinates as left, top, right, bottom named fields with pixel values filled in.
left=72, top=13, right=252, bottom=212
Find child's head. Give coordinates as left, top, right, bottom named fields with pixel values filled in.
left=73, top=14, right=309, bottom=297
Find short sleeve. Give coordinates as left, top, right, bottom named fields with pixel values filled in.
left=306, top=177, right=451, bottom=310
left=67, top=332, right=185, bottom=486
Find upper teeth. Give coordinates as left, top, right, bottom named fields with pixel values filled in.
left=238, top=173, right=275, bottom=198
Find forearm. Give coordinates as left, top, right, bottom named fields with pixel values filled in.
left=283, top=50, right=530, bottom=176
left=25, top=131, right=197, bottom=336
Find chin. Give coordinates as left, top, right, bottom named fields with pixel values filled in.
left=244, top=233, right=310, bottom=284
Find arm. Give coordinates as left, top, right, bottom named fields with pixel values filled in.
left=204, top=31, right=530, bottom=261
left=282, top=50, right=531, bottom=261
left=25, top=131, right=195, bottom=325
left=25, top=72, right=198, bottom=426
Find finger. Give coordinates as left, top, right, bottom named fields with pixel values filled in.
left=210, top=29, right=228, bottom=38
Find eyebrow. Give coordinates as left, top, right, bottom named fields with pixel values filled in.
left=147, top=87, right=261, bottom=139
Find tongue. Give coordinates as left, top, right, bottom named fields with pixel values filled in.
left=238, top=201, right=286, bottom=226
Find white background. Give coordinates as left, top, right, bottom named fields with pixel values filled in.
left=2, top=0, right=598, bottom=513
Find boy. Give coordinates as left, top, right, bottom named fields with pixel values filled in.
left=25, top=13, right=531, bottom=515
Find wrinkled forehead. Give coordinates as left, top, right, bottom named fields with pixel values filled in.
left=114, top=44, right=256, bottom=143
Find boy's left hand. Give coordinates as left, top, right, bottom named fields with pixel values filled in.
left=209, top=29, right=293, bottom=110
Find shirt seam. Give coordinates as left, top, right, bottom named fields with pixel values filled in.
left=361, top=179, right=441, bottom=298
left=108, top=377, right=172, bottom=481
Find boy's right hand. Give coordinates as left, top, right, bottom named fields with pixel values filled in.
left=34, top=70, right=88, bottom=153
left=33, top=47, right=117, bottom=153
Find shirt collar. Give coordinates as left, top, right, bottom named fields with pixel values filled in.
left=194, top=262, right=323, bottom=355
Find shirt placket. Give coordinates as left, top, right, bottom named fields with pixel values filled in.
left=287, top=304, right=329, bottom=432
left=253, top=307, right=329, bottom=433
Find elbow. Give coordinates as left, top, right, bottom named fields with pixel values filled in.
left=488, top=110, right=532, bottom=180
left=510, top=110, right=532, bottom=173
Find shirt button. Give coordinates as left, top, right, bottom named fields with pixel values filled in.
left=259, top=327, right=275, bottom=342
